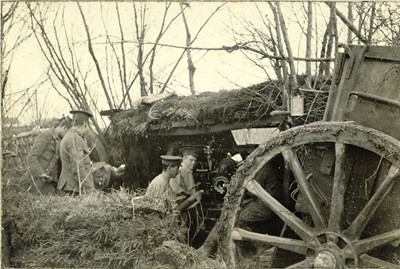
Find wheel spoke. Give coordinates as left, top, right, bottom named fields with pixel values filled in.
left=344, top=165, right=400, bottom=239
left=232, top=228, right=308, bottom=255
left=328, top=143, right=350, bottom=233
left=282, top=149, right=326, bottom=228
left=246, top=179, right=315, bottom=243
left=359, top=254, right=400, bottom=269
left=284, top=259, right=311, bottom=269
left=344, top=228, right=400, bottom=256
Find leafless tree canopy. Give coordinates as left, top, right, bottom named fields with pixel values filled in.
left=2, top=2, right=399, bottom=130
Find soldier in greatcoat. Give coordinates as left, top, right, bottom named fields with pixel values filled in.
left=57, top=110, right=96, bottom=195
left=15, top=117, right=72, bottom=195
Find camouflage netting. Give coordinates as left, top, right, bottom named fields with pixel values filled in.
left=108, top=76, right=331, bottom=138
left=2, top=190, right=225, bottom=268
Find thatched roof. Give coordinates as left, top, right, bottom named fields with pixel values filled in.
left=108, top=77, right=330, bottom=138
left=109, top=81, right=283, bottom=137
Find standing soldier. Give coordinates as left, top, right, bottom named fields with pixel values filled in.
left=58, top=110, right=96, bottom=195
left=15, top=117, right=72, bottom=195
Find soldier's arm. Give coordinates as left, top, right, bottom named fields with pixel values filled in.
left=174, top=190, right=203, bottom=212
left=26, top=133, right=49, bottom=178
left=180, top=168, right=196, bottom=195
left=169, top=176, right=189, bottom=196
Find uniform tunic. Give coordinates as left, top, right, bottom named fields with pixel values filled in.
left=170, top=166, right=196, bottom=196
left=146, top=173, right=179, bottom=211
left=57, top=128, right=95, bottom=194
left=146, top=174, right=169, bottom=199
left=17, top=129, right=61, bottom=194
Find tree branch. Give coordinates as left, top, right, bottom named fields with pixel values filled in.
left=326, top=2, right=368, bottom=44
left=77, top=2, right=115, bottom=109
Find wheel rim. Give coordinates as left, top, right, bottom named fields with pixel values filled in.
left=220, top=122, right=400, bottom=268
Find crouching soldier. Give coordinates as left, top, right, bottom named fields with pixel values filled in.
left=92, top=162, right=126, bottom=191
left=15, top=117, right=72, bottom=195
left=146, top=155, right=203, bottom=212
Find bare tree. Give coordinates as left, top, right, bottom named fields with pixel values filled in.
left=77, top=2, right=115, bottom=109
left=26, top=2, right=107, bottom=148
left=133, top=2, right=148, bottom=97
left=1, top=2, right=33, bottom=122
left=305, top=2, right=313, bottom=87
left=276, top=3, right=298, bottom=91
left=347, top=2, right=353, bottom=43
left=180, top=2, right=196, bottom=95
left=160, top=3, right=226, bottom=94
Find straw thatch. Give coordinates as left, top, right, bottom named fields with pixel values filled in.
left=108, top=77, right=330, bottom=138
left=109, top=81, right=283, bottom=138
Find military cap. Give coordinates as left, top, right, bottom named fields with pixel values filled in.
left=92, top=161, right=107, bottom=171
left=70, top=110, right=93, bottom=121
left=161, top=155, right=182, bottom=166
left=181, top=147, right=198, bottom=158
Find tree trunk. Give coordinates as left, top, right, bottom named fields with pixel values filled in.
left=357, top=2, right=365, bottom=45
left=367, top=2, right=376, bottom=44
left=180, top=2, right=196, bottom=95
left=318, top=21, right=330, bottom=77
left=276, top=3, right=298, bottom=90
left=115, top=2, right=132, bottom=107
left=268, top=2, right=289, bottom=110
left=324, top=4, right=335, bottom=76
left=305, top=2, right=313, bottom=88
left=347, top=2, right=353, bottom=43
left=133, top=2, right=147, bottom=97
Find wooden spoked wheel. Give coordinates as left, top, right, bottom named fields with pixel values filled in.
left=219, top=122, right=400, bottom=268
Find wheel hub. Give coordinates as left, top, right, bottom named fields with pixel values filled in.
left=314, top=250, right=336, bottom=268
left=307, top=232, right=357, bottom=268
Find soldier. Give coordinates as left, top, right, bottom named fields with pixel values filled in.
left=92, top=161, right=126, bottom=191
left=57, top=110, right=96, bottom=195
left=15, top=117, right=72, bottom=195
left=170, top=147, right=204, bottom=242
left=146, top=155, right=203, bottom=212
left=170, top=147, right=199, bottom=197
left=146, top=155, right=182, bottom=199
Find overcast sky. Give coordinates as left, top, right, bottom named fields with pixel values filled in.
left=3, top=1, right=350, bottom=126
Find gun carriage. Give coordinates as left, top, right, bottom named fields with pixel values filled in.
left=218, top=45, right=400, bottom=268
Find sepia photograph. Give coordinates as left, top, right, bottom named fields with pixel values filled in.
left=1, top=1, right=400, bottom=268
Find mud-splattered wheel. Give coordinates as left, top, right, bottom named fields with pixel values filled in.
left=219, top=122, right=400, bottom=268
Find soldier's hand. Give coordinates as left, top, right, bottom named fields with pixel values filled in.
left=39, top=173, right=53, bottom=182
left=114, top=164, right=126, bottom=176
left=191, top=190, right=204, bottom=203
left=187, top=190, right=203, bottom=209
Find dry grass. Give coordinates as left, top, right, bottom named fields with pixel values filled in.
left=3, top=189, right=224, bottom=268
